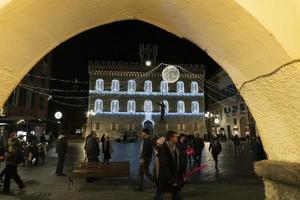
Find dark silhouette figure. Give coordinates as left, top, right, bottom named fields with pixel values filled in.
left=158, top=101, right=166, bottom=121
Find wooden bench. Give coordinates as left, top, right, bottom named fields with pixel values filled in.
left=68, top=161, right=130, bottom=189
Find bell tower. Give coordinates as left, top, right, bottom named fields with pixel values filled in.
left=139, top=44, right=157, bottom=68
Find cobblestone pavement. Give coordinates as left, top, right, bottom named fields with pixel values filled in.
left=0, top=140, right=264, bottom=200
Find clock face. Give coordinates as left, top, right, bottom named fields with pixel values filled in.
left=162, top=65, right=180, bottom=83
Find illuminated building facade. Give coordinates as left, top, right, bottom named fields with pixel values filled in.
left=88, top=44, right=205, bottom=138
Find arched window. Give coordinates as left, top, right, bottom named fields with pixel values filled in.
left=177, top=81, right=185, bottom=93
left=95, top=79, right=104, bottom=91
left=128, top=80, right=136, bottom=92
left=144, top=100, right=153, bottom=112
left=144, top=80, right=152, bottom=93
left=111, top=79, right=120, bottom=92
left=177, top=101, right=185, bottom=113
left=191, top=101, right=199, bottom=113
left=160, top=81, right=168, bottom=93
left=191, top=81, right=199, bottom=93
left=94, top=99, right=103, bottom=112
left=111, top=100, right=119, bottom=112
left=163, top=100, right=169, bottom=113
left=127, top=100, right=136, bottom=113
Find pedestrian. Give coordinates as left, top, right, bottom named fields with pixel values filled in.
left=55, top=134, right=68, bottom=176
left=136, top=128, right=154, bottom=191
left=2, top=132, right=25, bottom=194
left=102, top=136, right=113, bottom=163
left=85, top=131, right=100, bottom=182
left=209, top=136, right=222, bottom=170
left=176, top=134, right=187, bottom=178
left=153, top=136, right=166, bottom=200
left=155, top=130, right=184, bottom=200
left=233, top=129, right=241, bottom=154
left=193, top=134, right=204, bottom=166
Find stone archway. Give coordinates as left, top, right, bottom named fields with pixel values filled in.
left=0, top=0, right=299, bottom=198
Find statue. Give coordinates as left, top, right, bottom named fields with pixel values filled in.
left=157, top=101, right=166, bottom=121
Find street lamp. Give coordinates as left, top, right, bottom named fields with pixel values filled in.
left=214, top=118, right=220, bottom=124
left=54, top=111, right=62, bottom=120
left=145, top=60, right=152, bottom=67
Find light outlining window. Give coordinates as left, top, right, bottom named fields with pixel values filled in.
left=144, top=80, right=152, bottom=93
left=160, top=81, right=169, bottom=93
left=163, top=100, right=169, bottom=113
left=177, top=101, right=185, bottom=113
left=191, top=101, right=200, bottom=113
left=144, top=100, right=153, bottom=112
left=94, top=99, right=103, bottom=112
left=176, top=81, right=185, bottom=93
left=95, top=79, right=104, bottom=91
left=111, top=79, right=120, bottom=92
left=127, top=100, right=136, bottom=113
left=128, top=80, right=136, bottom=92
left=191, top=81, right=199, bottom=93
left=111, top=100, right=119, bottom=112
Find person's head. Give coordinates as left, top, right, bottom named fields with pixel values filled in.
left=91, top=131, right=97, bottom=138
left=179, top=133, right=186, bottom=142
left=166, top=130, right=178, bottom=144
left=142, top=128, right=150, bottom=138
left=9, top=132, right=17, bottom=139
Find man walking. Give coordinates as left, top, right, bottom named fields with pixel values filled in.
left=2, top=132, right=25, bottom=194
left=136, top=128, right=154, bottom=191
left=156, top=130, right=183, bottom=200
left=85, top=131, right=100, bottom=182
left=55, top=134, right=68, bottom=176
left=209, top=135, right=222, bottom=170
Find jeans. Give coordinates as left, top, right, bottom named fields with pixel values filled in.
left=154, top=191, right=183, bottom=200
left=56, top=153, right=65, bottom=175
left=3, top=164, right=25, bottom=192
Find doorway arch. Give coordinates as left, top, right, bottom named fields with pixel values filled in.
left=0, top=0, right=300, bottom=197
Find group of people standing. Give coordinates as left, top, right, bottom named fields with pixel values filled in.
left=136, top=129, right=223, bottom=200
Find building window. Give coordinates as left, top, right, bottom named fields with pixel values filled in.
left=193, top=123, right=199, bottom=131
left=191, top=101, right=199, bottom=113
left=191, top=81, right=199, bottom=93
left=178, top=123, right=185, bottom=131
left=177, top=101, right=185, bottom=113
left=111, top=100, right=119, bottom=112
left=128, top=80, right=136, bottom=92
left=234, top=118, right=237, bottom=125
left=111, top=123, right=118, bottom=131
left=127, top=100, right=136, bottom=113
left=160, top=81, right=168, bottom=93
left=240, top=103, right=246, bottom=111
left=111, top=79, right=120, bottom=92
left=144, top=100, right=153, bottom=112
left=232, top=105, right=238, bottom=114
left=95, top=122, right=101, bottom=131
left=128, top=123, right=135, bottom=130
left=144, top=80, right=152, bottom=93
left=94, top=99, right=103, bottom=112
left=12, top=88, right=19, bottom=105
left=95, top=79, right=104, bottom=91
left=163, top=100, right=169, bottom=113
left=177, top=81, right=185, bottom=93
left=26, top=91, right=32, bottom=109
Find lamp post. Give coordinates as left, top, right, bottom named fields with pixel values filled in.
left=87, top=110, right=95, bottom=134
left=55, top=111, right=62, bottom=135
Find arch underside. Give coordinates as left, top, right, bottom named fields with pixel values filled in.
left=0, top=0, right=299, bottom=163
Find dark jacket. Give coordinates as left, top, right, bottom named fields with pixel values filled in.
left=6, top=138, right=24, bottom=165
left=209, top=139, right=222, bottom=155
left=158, top=142, right=183, bottom=193
left=140, top=136, right=153, bottom=161
left=193, top=137, right=205, bottom=155
left=85, top=136, right=99, bottom=160
left=56, top=137, right=68, bottom=155
left=176, top=140, right=187, bottom=172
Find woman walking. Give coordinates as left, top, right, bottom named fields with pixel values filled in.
left=102, top=136, right=113, bottom=163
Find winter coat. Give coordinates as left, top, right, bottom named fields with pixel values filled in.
left=158, top=142, right=183, bottom=193
left=102, top=141, right=113, bottom=154
left=56, top=137, right=68, bottom=155
left=209, top=139, right=222, bottom=155
left=6, top=138, right=24, bottom=165
left=176, top=141, right=187, bottom=172
left=140, top=136, right=153, bottom=161
left=85, top=136, right=99, bottom=159
left=193, top=137, right=205, bottom=155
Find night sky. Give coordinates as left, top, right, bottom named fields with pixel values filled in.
left=49, top=20, right=221, bottom=133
